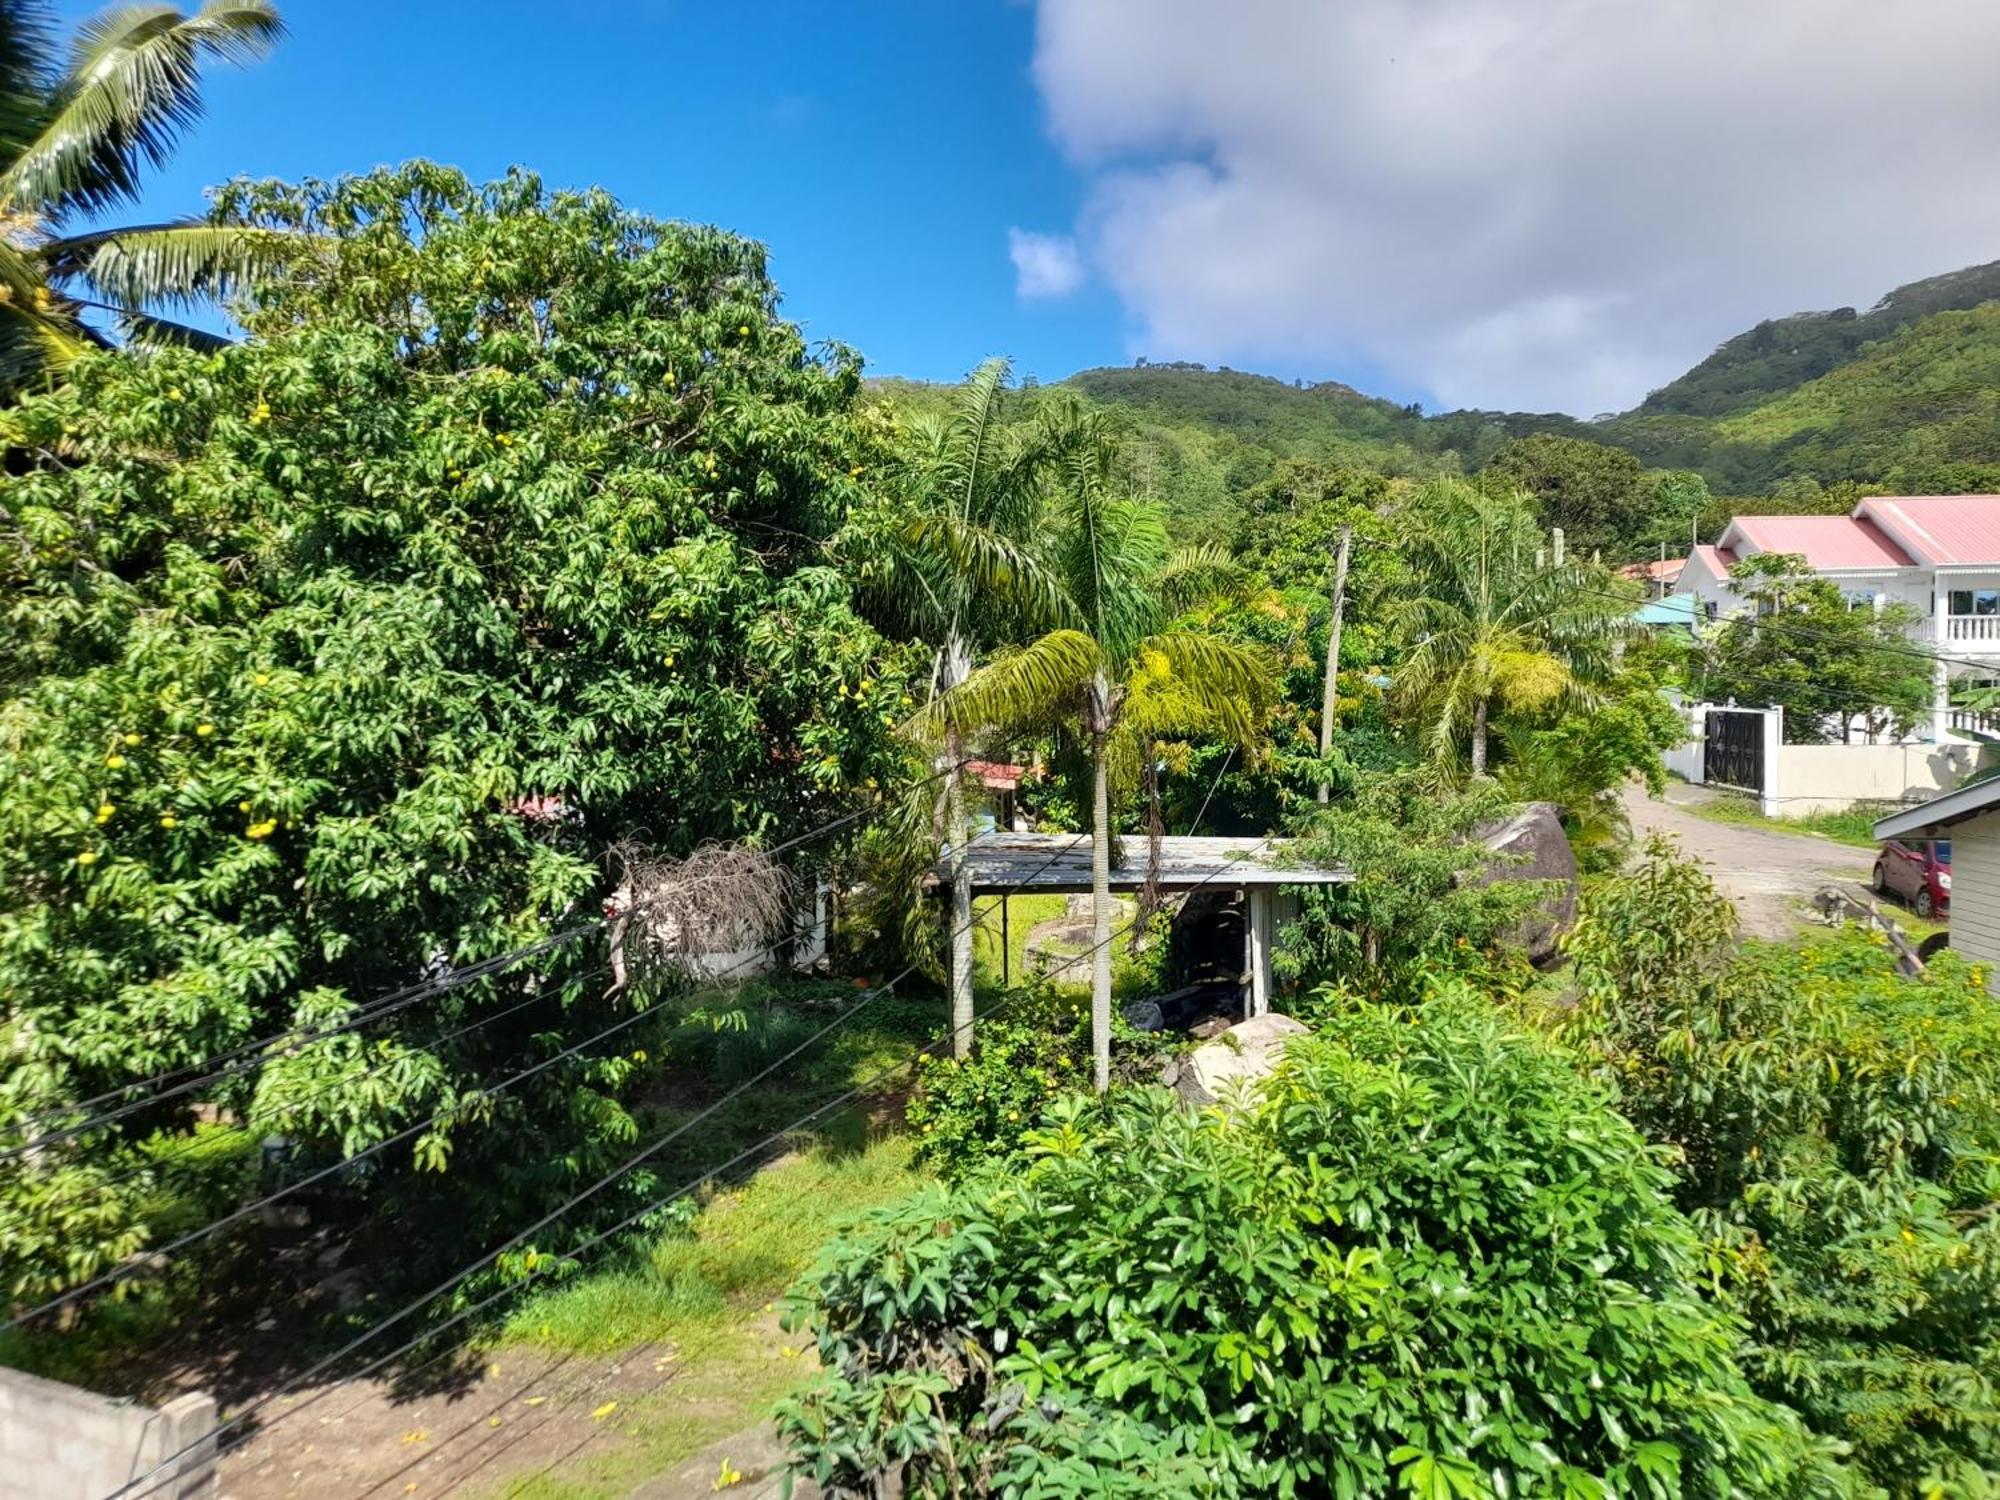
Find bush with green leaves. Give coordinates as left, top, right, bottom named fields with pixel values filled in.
left=0, top=163, right=904, bottom=1307
left=780, top=988, right=1838, bottom=1498
left=1281, top=770, right=1548, bottom=999
left=1561, top=846, right=2000, bottom=1493
left=904, top=990, right=1092, bottom=1182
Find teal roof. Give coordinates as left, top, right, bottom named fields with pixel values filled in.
left=1636, top=594, right=1698, bottom=628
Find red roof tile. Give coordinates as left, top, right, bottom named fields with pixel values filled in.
left=1723, top=514, right=1912, bottom=570
left=1858, top=496, right=2000, bottom=566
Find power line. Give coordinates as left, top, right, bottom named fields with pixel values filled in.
left=11, top=827, right=1013, bottom=1331
left=5, top=759, right=980, bottom=1158
left=318, top=833, right=1262, bottom=1500
left=110, top=826, right=1121, bottom=1500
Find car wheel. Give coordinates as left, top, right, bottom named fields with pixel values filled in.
left=1873, top=863, right=1890, bottom=896
left=1915, top=888, right=1936, bottom=920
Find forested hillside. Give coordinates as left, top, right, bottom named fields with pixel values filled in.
left=886, top=257, right=2000, bottom=532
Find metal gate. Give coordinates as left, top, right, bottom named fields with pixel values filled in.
left=1704, top=709, right=1765, bottom=793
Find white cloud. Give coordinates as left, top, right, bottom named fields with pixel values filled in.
left=1008, top=227, right=1086, bottom=300
left=1030, top=0, right=2000, bottom=414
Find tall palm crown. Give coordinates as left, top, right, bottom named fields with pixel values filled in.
left=851, top=358, right=1070, bottom=1055
left=1385, top=479, right=1628, bottom=775
left=943, top=409, right=1273, bottom=1089
left=0, top=0, right=287, bottom=386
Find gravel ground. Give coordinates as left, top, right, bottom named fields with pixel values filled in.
left=1621, top=781, right=1877, bottom=940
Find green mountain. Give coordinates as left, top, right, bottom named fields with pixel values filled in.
left=1036, top=260, right=2000, bottom=501
left=865, top=260, right=2000, bottom=553
left=1633, top=259, right=2000, bottom=419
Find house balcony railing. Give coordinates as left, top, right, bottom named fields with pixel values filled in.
left=1941, top=613, right=2000, bottom=645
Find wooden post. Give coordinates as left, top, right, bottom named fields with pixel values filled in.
left=1247, top=888, right=1273, bottom=1017
left=1000, top=897, right=1010, bottom=989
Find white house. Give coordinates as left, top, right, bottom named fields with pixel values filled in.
left=1675, top=495, right=2000, bottom=740
left=1874, top=778, right=2000, bottom=990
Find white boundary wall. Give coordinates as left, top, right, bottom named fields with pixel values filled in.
left=0, top=1367, right=217, bottom=1500
left=1768, top=742, right=1999, bottom=818
left=1660, top=695, right=1999, bottom=817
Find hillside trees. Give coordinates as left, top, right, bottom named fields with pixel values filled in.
left=0, top=164, right=904, bottom=1303
left=0, top=0, right=290, bottom=386
left=1480, top=433, right=1652, bottom=560
left=1384, top=480, right=1630, bottom=775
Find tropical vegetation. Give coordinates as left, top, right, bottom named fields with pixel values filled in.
left=3, top=40, right=1999, bottom=1499
left=0, top=0, right=290, bottom=386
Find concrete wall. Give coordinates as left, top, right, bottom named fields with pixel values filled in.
left=1952, top=813, right=2000, bottom=993
left=1768, top=742, right=2000, bottom=818
left=0, top=1367, right=217, bottom=1500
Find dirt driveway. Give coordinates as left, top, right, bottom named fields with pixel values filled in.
left=1622, top=782, right=1877, bottom=939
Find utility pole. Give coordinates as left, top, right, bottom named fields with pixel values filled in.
left=1317, top=523, right=1353, bottom=805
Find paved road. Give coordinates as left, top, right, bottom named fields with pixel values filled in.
left=1622, top=781, right=1877, bottom=939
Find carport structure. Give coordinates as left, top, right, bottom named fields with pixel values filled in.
left=945, top=832, right=1352, bottom=1017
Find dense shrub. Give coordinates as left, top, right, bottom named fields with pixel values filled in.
left=780, top=989, right=1835, bottom=1497
left=904, top=1016, right=1082, bottom=1181
left=1562, top=848, right=2000, bottom=1493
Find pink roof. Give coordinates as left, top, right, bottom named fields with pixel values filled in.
left=1691, top=543, right=1737, bottom=576
left=1618, top=558, right=1685, bottom=582
left=1723, top=514, right=1912, bottom=570
left=1858, top=495, right=2000, bottom=566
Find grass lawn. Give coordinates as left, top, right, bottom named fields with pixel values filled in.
left=1683, top=794, right=1891, bottom=849
left=480, top=1134, right=925, bottom=1500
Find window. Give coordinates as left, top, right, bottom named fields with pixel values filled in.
left=1949, top=588, right=2000, bottom=615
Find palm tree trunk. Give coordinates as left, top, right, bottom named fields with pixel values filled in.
left=1316, top=523, right=1352, bottom=804
left=1471, top=696, right=1489, bottom=776
left=944, top=723, right=974, bottom=1058
left=1090, top=728, right=1112, bottom=1094
left=941, top=634, right=974, bottom=1059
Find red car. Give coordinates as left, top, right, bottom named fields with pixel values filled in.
left=1873, top=836, right=1952, bottom=919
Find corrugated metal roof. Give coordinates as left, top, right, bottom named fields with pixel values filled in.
left=1692, top=543, right=1737, bottom=575
left=942, top=832, right=1349, bottom=895
left=1859, top=496, right=2000, bottom=566
left=1725, top=514, right=1913, bottom=570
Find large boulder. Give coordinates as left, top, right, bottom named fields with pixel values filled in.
left=1163, top=1013, right=1311, bottom=1108
left=1467, top=801, right=1578, bottom=964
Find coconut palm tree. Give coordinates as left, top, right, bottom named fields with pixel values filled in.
left=1385, top=479, right=1628, bottom=776
left=940, top=413, right=1273, bottom=1091
left=851, top=357, right=1070, bottom=1056
left=0, top=0, right=289, bottom=387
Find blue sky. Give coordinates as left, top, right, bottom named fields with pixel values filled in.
left=50, top=0, right=1161, bottom=393
left=51, top=3, right=2000, bottom=416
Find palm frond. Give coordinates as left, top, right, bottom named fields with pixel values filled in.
left=3, top=1, right=282, bottom=220
left=927, top=628, right=1098, bottom=739
left=1154, top=541, right=1246, bottom=615
left=0, top=0, right=53, bottom=169
left=111, top=304, right=226, bottom=349
left=0, top=234, right=88, bottom=378
left=1139, top=630, right=1276, bottom=747
left=900, top=513, right=1077, bottom=634
left=41, top=219, right=298, bottom=309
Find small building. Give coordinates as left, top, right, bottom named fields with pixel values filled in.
left=1874, top=778, right=2000, bottom=990
left=1672, top=495, right=2000, bottom=740
left=941, top=833, right=1351, bottom=1018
